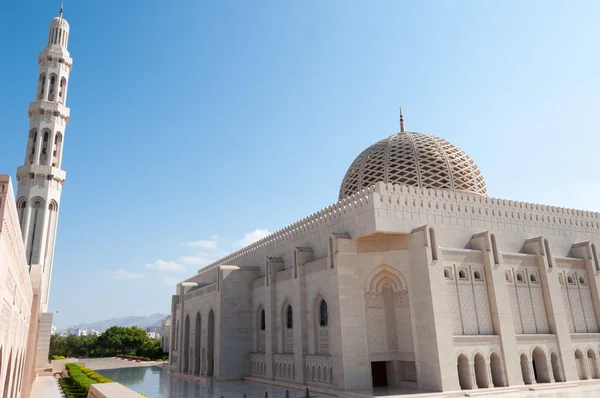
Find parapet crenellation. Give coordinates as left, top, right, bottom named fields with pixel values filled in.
left=198, top=182, right=600, bottom=276
left=197, top=185, right=376, bottom=275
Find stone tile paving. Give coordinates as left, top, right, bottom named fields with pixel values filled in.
left=29, top=376, right=64, bottom=398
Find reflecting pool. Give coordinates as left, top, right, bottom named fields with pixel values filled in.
left=97, top=366, right=315, bottom=398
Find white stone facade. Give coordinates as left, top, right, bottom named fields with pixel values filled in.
left=0, top=176, right=34, bottom=398
left=161, top=316, right=171, bottom=353
left=170, top=139, right=600, bottom=393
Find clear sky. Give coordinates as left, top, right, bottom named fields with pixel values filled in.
left=2, top=0, right=599, bottom=329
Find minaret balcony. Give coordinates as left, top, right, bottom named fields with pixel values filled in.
left=16, top=164, right=66, bottom=183
left=28, top=101, right=70, bottom=119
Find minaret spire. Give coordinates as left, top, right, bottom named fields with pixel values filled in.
left=398, top=104, right=405, bottom=133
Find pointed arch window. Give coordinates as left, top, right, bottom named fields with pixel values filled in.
left=38, top=74, right=46, bottom=100
left=286, top=305, right=293, bottom=329
left=260, top=309, right=266, bottom=331
left=59, top=78, right=67, bottom=103
left=319, top=300, right=328, bottom=327
left=49, top=76, right=56, bottom=101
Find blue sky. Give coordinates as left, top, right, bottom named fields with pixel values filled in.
left=2, top=1, right=599, bottom=329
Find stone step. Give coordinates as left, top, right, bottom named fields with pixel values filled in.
left=528, top=381, right=578, bottom=390
left=465, top=388, right=521, bottom=396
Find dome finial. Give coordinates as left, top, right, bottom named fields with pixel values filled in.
left=398, top=104, right=405, bottom=133
left=60, top=0, right=64, bottom=17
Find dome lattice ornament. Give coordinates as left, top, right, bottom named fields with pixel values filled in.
left=339, top=132, right=487, bottom=200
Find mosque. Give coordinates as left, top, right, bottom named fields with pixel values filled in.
left=169, top=111, right=600, bottom=394
left=0, top=9, right=72, bottom=398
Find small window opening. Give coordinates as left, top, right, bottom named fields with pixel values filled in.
left=458, top=270, right=467, bottom=280
left=579, top=276, right=586, bottom=285
left=260, top=309, right=265, bottom=331
left=544, top=239, right=553, bottom=268
left=286, top=305, right=293, bottom=329
left=505, top=271, right=512, bottom=282
left=567, top=276, right=574, bottom=285
left=491, top=233, right=500, bottom=265
left=319, top=300, right=328, bottom=326
left=530, top=274, right=537, bottom=283
left=516, top=273, right=524, bottom=282
left=429, top=227, right=438, bottom=261
left=592, top=244, right=599, bottom=272
left=474, top=270, right=482, bottom=280
left=444, top=268, right=451, bottom=279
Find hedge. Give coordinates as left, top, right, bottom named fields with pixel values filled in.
left=117, top=355, right=151, bottom=361
left=64, top=363, right=113, bottom=394
left=52, top=355, right=67, bottom=360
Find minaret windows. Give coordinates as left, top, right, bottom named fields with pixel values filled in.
left=17, top=199, right=26, bottom=227
left=40, top=131, right=50, bottom=165
left=53, top=133, right=63, bottom=167
left=59, top=78, right=67, bottom=103
left=48, top=76, right=56, bottom=101
left=28, top=199, right=45, bottom=265
left=28, top=130, right=38, bottom=162
left=38, top=74, right=46, bottom=100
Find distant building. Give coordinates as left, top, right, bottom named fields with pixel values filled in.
left=51, top=325, right=57, bottom=335
left=90, top=329, right=101, bottom=336
left=146, top=326, right=160, bottom=334
left=160, top=316, right=171, bottom=353
left=66, top=328, right=74, bottom=336
left=147, top=332, right=160, bottom=340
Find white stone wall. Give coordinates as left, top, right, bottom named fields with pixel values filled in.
left=0, top=176, right=34, bottom=398
left=442, top=251, right=493, bottom=335
left=169, top=182, right=600, bottom=392
left=559, top=269, right=599, bottom=333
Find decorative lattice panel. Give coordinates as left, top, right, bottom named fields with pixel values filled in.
left=339, top=132, right=488, bottom=200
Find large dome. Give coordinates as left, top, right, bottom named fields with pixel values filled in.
left=339, top=132, right=487, bottom=200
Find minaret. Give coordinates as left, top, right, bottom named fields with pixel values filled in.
left=16, top=9, right=72, bottom=313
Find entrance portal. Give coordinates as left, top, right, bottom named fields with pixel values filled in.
left=371, top=362, right=388, bottom=387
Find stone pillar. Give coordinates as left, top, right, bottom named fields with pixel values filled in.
left=35, top=312, right=53, bottom=369
left=333, top=235, right=373, bottom=390
left=486, top=360, right=494, bottom=387
left=470, top=364, right=478, bottom=389
left=547, top=359, right=555, bottom=382
left=529, top=362, right=537, bottom=384
left=265, top=257, right=283, bottom=380
left=292, top=248, right=313, bottom=384
left=524, top=237, right=578, bottom=382
left=408, top=225, right=460, bottom=392
left=471, top=232, right=523, bottom=386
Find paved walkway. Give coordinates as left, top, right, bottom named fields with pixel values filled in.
left=83, top=357, right=164, bottom=370
left=29, top=376, right=63, bottom=398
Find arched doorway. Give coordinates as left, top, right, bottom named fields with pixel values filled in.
left=474, top=353, right=489, bottom=388
left=183, top=315, right=190, bottom=373
left=587, top=349, right=599, bottom=379
left=207, top=310, right=215, bottom=376
left=194, top=313, right=201, bottom=375
left=3, top=351, right=12, bottom=398
left=364, top=265, right=413, bottom=387
left=490, top=351, right=505, bottom=387
left=551, top=352, right=563, bottom=382
left=532, top=346, right=550, bottom=383
left=520, top=353, right=532, bottom=384
left=575, top=349, right=588, bottom=380
left=457, top=353, right=472, bottom=390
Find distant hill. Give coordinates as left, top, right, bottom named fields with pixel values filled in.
left=60, top=313, right=168, bottom=333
